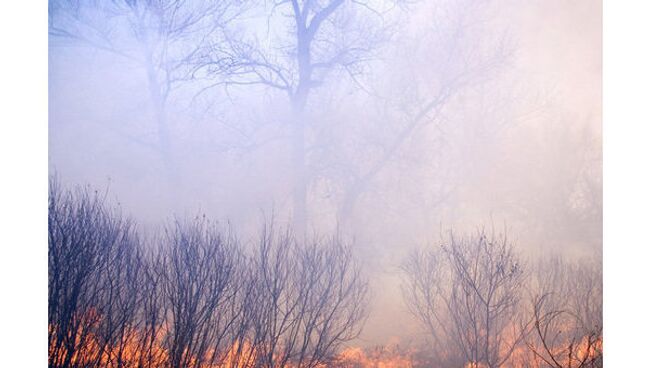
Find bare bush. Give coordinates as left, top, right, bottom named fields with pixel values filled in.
left=401, top=229, right=528, bottom=368
left=523, top=257, right=602, bottom=368
left=158, top=218, right=246, bottom=368
left=48, top=177, right=140, bottom=368
left=133, top=246, right=169, bottom=368
left=49, top=177, right=369, bottom=368
left=248, top=225, right=369, bottom=368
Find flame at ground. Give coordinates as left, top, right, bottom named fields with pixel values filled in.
left=332, top=345, right=415, bottom=368
left=50, top=315, right=601, bottom=368
left=50, top=328, right=604, bottom=368
left=50, top=319, right=417, bottom=368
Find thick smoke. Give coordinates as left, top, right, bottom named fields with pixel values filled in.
left=49, top=0, right=601, bottom=348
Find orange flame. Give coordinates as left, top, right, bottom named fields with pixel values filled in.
left=50, top=312, right=601, bottom=368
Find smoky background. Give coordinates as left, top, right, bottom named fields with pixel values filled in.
left=48, top=0, right=601, bottom=347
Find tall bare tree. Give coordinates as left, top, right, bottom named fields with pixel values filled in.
left=197, top=0, right=391, bottom=233
left=49, top=0, right=243, bottom=188
left=334, top=0, right=513, bottom=230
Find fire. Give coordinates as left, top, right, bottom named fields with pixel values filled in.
left=332, top=345, right=415, bottom=368
left=463, top=363, right=487, bottom=368
left=50, top=327, right=604, bottom=367
left=50, top=316, right=418, bottom=368
left=49, top=312, right=601, bottom=368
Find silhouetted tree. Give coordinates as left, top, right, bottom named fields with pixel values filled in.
left=402, top=229, right=528, bottom=368
left=335, top=0, right=513, bottom=229
left=524, top=257, right=602, bottom=368
left=198, top=0, right=391, bottom=233
left=49, top=176, right=140, bottom=368
left=49, top=0, right=244, bottom=187
left=49, top=177, right=370, bottom=368
left=158, top=218, right=245, bottom=368
left=247, top=224, right=368, bottom=367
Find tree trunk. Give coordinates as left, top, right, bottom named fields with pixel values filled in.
left=291, top=114, right=307, bottom=235
left=290, top=26, right=312, bottom=235
left=143, top=47, right=181, bottom=207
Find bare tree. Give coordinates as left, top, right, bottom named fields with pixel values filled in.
left=196, top=0, right=392, bottom=233
left=523, top=257, right=602, bottom=368
left=247, top=224, right=369, bottom=367
left=133, top=245, right=169, bottom=368
left=48, top=176, right=140, bottom=368
left=157, top=217, right=246, bottom=368
left=49, top=176, right=369, bottom=368
left=89, top=225, right=143, bottom=368
left=49, top=0, right=243, bottom=187
left=335, top=0, right=513, bottom=229
left=401, top=229, right=528, bottom=368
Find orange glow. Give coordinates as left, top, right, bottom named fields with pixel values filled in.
left=49, top=316, right=601, bottom=368
left=332, top=345, right=415, bottom=368
left=49, top=319, right=418, bottom=368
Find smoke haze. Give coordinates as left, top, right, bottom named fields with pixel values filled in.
left=49, top=0, right=601, bottom=346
